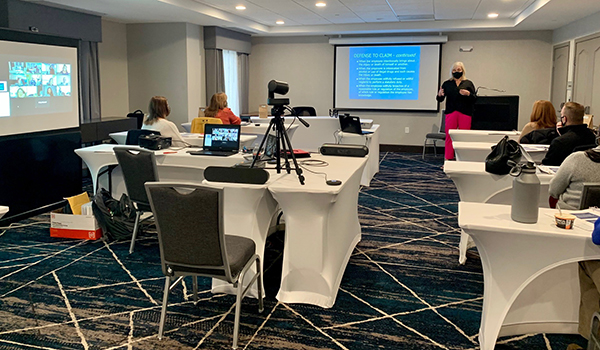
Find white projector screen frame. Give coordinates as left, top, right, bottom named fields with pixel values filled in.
left=334, top=44, right=442, bottom=112
left=0, top=39, right=79, bottom=137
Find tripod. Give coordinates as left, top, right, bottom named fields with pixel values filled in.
left=250, top=105, right=305, bottom=185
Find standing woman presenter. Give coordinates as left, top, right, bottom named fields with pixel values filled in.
left=436, top=62, right=476, bottom=160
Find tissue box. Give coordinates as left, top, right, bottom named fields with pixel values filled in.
left=50, top=209, right=102, bottom=240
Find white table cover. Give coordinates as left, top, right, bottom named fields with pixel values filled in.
left=76, top=145, right=367, bottom=308
left=459, top=202, right=600, bottom=350
left=453, top=141, right=548, bottom=163
left=449, top=129, right=520, bottom=143
left=444, top=161, right=553, bottom=264
left=268, top=155, right=367, bottom=308
left=0, top=206, right=8, bottom=219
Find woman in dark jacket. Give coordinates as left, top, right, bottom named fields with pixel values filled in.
left=436, top=62, right=476, bottom=160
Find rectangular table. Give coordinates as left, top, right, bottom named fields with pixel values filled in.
left=459, top=202, right=600, bottom=350
left=108, top=131, right=256, bottom=149
left=453, top=141, right=548, bottom=163
left=444, top=161, right=553, bottom=264
left=76, top=146, right=367, bottom=308
left=449, top=129, right=520, bottom=143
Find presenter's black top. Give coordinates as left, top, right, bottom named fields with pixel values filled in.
left=436, top=79, right=477, bottom=116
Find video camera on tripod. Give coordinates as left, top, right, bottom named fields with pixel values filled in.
left=250, top=80, right=308, bottom=185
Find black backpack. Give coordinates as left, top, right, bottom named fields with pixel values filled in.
left=92, top=188, right=137, bottom=241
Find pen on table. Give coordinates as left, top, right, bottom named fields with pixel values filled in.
left=162, top=151, right=177, bottom=154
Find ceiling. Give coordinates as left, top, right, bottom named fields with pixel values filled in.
left=22, top=0, right=600, bottom=36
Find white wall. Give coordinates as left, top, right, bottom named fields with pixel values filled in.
left=98, top=20, right=129, bottom=117
left=186, top=23, right=205, bottom=120
left=553, top=10, right=600, bottom=44
left=249, top=31, right=553, bottom=145
left=127, top=23, right=190, bottom=129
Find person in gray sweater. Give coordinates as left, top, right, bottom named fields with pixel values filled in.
left=549, top=145, right=600, bottom=345
left=549, top=146, right=600, bottom=210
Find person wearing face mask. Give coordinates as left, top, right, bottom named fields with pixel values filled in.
left=436, top=62, right=477, bottom=160
left=541, top=101, right=596, bottom=166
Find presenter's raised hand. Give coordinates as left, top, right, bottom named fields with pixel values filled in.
left=438, top=87, right=444, bottom=97
left=459, top=89, right=470, bottom=96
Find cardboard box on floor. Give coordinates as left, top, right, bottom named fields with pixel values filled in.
left=50, top=209, right=102, bottom=240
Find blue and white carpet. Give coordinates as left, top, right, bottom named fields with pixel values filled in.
left=0, top=152, right=587, bottom=349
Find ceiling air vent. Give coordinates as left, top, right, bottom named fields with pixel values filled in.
left=396, top=14, right=435, bottom=22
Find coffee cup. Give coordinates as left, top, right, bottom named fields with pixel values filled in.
left=555, top=213, right=575, bottom=229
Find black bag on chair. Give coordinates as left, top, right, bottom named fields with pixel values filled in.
left=92, top=188, right=137, bottom=241
left=485, top=135, right=522, bottom=175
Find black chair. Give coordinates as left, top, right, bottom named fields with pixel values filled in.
left=422, top=110, right=446, bottom=159
left=579, top=183, right=600, bottom=210
left=125, top=129, right=160, bottom=146
left=113, top=147, right=159, bottom=254
left=292, top=106, right=317, bottom=116
left=145, top=182, right=263, bottom=349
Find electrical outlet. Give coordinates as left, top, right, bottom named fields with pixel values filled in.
left=405, top=127, right=410, bottom=133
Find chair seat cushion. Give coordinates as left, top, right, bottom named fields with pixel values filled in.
left=225, top=235, right=256, bottom=277
left=425, top=133, right=445, bottom=140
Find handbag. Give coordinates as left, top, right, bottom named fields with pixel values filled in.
left=485, top=135, right=522, bottom=175
left=92, top=188, right=137, bottom=241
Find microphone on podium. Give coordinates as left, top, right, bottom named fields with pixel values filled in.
left=476, top=86, right=507, bottom=95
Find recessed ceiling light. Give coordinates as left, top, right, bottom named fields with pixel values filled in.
left=488, top=13, right=499, bottom=18
left=276, top=20, right=285, bottom=25
left=235, top=5, right=246, bottom=10
left=316, top=2, right=326, bottom=7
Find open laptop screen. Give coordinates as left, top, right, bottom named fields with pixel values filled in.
left=203, top=124, right=240, bottom=151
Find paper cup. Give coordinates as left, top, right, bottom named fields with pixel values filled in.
left=555, top=213, right=575, bottom=229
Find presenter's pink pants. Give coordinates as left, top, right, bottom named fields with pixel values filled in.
left=445, top=111, right=472, bottom=160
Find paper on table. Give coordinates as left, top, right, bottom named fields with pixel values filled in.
left=538, top=165, right=559, bottom=174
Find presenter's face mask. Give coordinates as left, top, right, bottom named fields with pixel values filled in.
left=452, top=71, right=463, bottom=79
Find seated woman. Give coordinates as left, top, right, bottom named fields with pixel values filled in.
left=519, top=100, right=557, bottom=142
left=204, top=92, right=241, bottom=125
left=141, top=96, right=185, bottom=145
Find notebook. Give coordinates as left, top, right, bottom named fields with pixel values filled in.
left=339, top=114, right=373, bottom=135
left=188, top=124, right=240, bottom=156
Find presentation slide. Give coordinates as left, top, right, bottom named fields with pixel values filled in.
left=0, top=40, right=78, bottom=137
left=335, top=44, right=441, bottom=111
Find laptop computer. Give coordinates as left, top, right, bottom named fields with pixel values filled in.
left=188, top=124, right=240, bottom=156
left=339, top=114, right=373, bottom=135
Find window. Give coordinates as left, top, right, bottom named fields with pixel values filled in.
left=223, top=50, right=239, bottom=116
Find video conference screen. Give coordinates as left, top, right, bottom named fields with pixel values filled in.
left=0, top=40, right=79, bottom=137
left=334, top=44, right=441, bottom=111
left=204, top=126, right=239, bottom=148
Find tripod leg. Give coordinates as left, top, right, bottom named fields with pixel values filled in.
left=280, top=123, right=305, bottom=185
left=276, top=117, right=292, bottom=174
left=250, top=119, right=276, bottom=168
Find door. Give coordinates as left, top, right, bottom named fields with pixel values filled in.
left=551, top=43, right=569, bottom=111
left=574, top=34, right=600, bottom=116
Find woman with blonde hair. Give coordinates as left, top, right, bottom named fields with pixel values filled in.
left=204, top=92, right=241, bottom=125
left=518, top=100, right=557, bottom=141
left=142, top=96, right=185, bottom=144
left=436, top=61, right=477, bottom=160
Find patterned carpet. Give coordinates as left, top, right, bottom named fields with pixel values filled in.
left=0, top=152, right=588, bottom=349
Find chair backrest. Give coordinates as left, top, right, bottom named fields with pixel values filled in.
left=292, top=106, right=317, bottom=116
left=579, top=182, right=600, bottom=210
left=589, top=312, right=600, bottom=350
left=191, top=117, right=223, bottom=134
left=145, top=182, right=233, bottom=281
left=439, top=110, right=446, bottom=133
left=113, top=147, right=159, bottom=210
left=125, top=129, right=160, bottom=145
